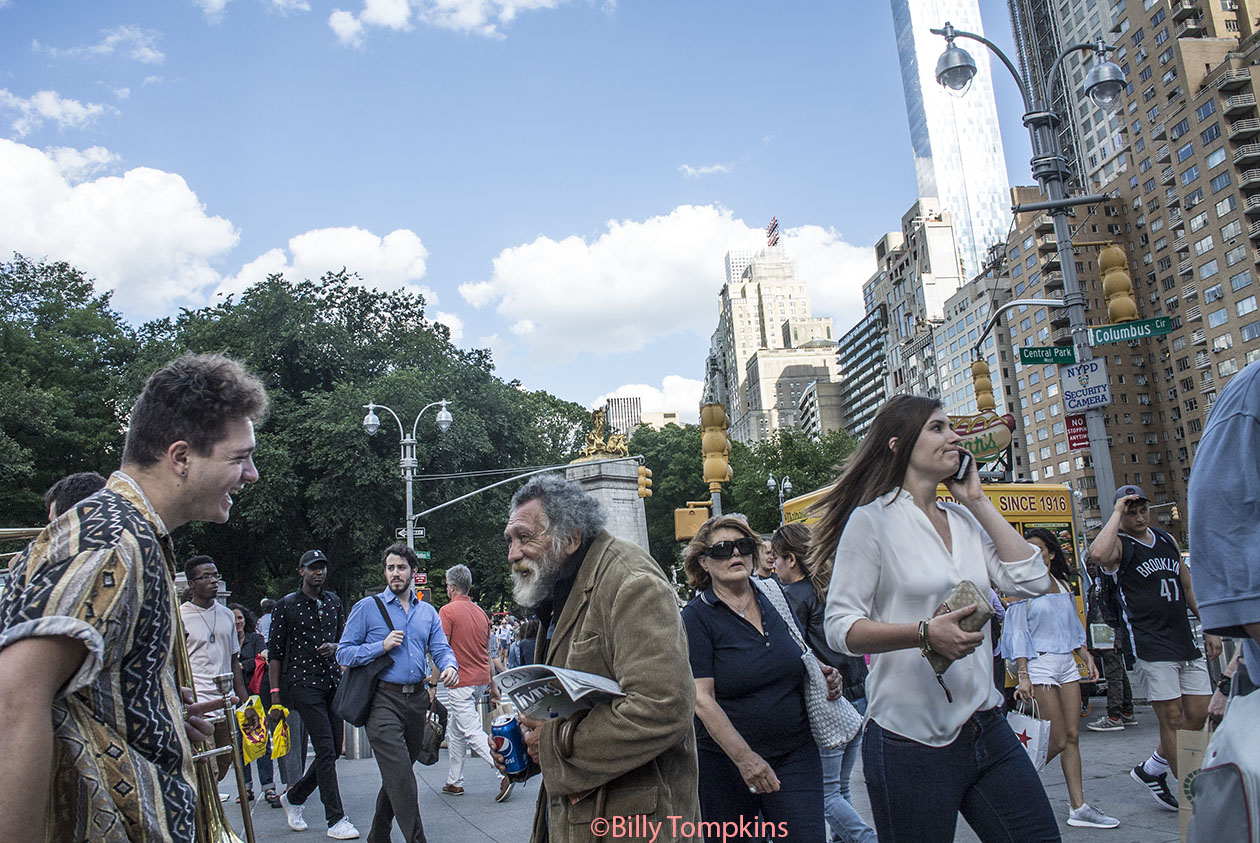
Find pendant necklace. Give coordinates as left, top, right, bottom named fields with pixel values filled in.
left=721, top=588, right=755, bottom=618
left=198, top=605, right=219, bottom=643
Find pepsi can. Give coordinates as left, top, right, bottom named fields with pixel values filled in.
left=491, top=715, right=528, bottom=776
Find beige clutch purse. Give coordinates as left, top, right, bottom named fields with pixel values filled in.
left=923, top=580, right=995, bottom=684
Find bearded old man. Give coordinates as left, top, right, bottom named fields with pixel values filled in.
left=492, top=475, right=700, bottom=843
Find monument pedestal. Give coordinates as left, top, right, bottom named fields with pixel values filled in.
left=565, top=460, right=650, bottom=554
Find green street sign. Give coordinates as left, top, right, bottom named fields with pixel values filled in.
left=1090, top=315, right=1172, bottom=346
left=416, top=550, right=432, bottom=560
left=1020, top=346, right=1077, bottom=365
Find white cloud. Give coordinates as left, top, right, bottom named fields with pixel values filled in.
left=432, top=310, right=464, bottom=342
left=0, top=140, right=238, bottom=318
left=33, top=25, right=165, bottom=64
left=46, top=145, right=120, bottom=181
left=458, top=204, right=873, bottom=363
left=218, top=225, right=431, bottom=300
left=270, top=0, right=312, bottom=11
left=678, top=162, right=731, bottom=178
left=593, top=375, right=703, bottom=423
left=195, top=0, right=232, bottom=20
left=143, top=75, right=164, bottom=86
left=0, top=89, right=117, bottom=137
left=328, top=9, right=366, bottom=46
left=329, top=0, right=563, bottom=43
left=114, top=87, right=131, bottom=100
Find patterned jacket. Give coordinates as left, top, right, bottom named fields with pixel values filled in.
left=0, top=472, right=196, bottom=842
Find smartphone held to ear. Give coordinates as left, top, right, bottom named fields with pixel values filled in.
left=953, top=452, right=972, bottom=482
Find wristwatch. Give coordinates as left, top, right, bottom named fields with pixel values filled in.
left=1217, top=675, right=1232, bottom=696
left=425, top=681, right=438, bottom=688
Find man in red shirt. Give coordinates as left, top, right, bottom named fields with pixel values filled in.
left=438, top=564, right=513, bottom=802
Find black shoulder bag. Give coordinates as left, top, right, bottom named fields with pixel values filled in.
left=332, top=596, right=395, bottom=727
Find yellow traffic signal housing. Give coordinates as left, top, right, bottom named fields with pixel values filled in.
left=971, top=358, right=995, bottom=413
left=1171, top=504, right=1180, bottom=521
left=637, top=465, right=653, bottom=498
left=699, top=403, right=732, bottom=489
left=1100, top=243, right=1138, bottom=323
left=674, top=506, right=709, bottom=541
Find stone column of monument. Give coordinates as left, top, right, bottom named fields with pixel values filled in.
left=567, top=411, right=651, bottom=553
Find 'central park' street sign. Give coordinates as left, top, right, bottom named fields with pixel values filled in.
left=1020, top=346, right=1077, bottom=365
left=1089, top=315, right=1172, bottom=346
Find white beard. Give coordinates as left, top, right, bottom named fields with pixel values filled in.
left=510, top=546, right=569, bottom=608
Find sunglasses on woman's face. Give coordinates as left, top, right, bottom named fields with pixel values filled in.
left=704, top=537, right=758, bottom=560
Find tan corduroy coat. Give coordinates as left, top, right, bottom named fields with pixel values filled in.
left=528, top=530, right=700, bottom=843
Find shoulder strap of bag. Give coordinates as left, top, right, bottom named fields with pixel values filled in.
left=751, top=578, right=810, bottom=656
left=372, top=595, right=395, bottom=631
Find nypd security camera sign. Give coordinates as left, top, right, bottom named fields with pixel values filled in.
left=1062, top=358, right=1112, bottom=412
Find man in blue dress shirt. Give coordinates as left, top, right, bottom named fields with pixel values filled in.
left=338, top=544, right=458, bottom=843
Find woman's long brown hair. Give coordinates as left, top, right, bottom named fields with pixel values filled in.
left=805, top=394, right=943, bottom=600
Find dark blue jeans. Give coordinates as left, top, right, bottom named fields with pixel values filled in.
left=698, top=741, right=825, bottom=842
left=863, top=708, right=1059, bottom=843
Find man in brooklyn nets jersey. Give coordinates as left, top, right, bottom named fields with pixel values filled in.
left=1089, top=485, right=1222, bottom=811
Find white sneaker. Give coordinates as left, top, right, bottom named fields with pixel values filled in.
left=280, top=792, right=308, bottom=831
left=1068, top=802, right=1120, bottom=829
left=326, top=817, right=360, bottom=839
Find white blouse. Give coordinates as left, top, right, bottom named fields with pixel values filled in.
left=824, top=489, right=1051, bottom=746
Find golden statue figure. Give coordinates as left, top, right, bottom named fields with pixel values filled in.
left=574, top=410, right=630, bottom=461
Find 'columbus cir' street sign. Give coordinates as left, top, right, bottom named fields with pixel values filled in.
left=1020, top=346, right=1077, bottom=365
left=1089, top=315, right=1172, bottom=346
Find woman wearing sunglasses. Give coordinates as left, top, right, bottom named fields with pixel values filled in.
left=681, top=516, right=825, bottom=842
left=810, top=395, right=1059, bottom=843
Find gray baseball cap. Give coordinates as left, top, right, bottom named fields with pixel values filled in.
left=1113, top=484, right=1149, bottom=503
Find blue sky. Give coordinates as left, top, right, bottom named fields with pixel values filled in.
left=0, top=0, right=1036, bottom=421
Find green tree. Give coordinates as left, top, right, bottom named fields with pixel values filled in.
left=628, top=422, right=704, bottom=577
left=0, top=255, right=138, bottom=524
left=146, top=273, right=591, bottom=609
left=723, top=428, right=858, bottom=533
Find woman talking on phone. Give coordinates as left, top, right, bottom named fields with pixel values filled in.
left=811, top=395, right=1059, bottom=842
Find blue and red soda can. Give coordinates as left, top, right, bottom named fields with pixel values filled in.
left=491, top=714, right=528, bottom=777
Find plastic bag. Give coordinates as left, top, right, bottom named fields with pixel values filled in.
left=236, top=696, right=268, bottom=764
left=268, top=704, right=291, bottom=759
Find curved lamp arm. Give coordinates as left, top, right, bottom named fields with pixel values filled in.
left=412, top=399, right=452, bottom=439
left=930, top=23, right=1035, bottom=113
left=1044, top=40, right=1115, bottom=112
left=365, top=402, right=406, bottom=440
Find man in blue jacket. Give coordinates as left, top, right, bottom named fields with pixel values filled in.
left=339, top=544, right=459, bottom=843
left=1189, top=359, right=1260, bottom=692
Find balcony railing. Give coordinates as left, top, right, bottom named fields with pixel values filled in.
left=1218, top=68, right=1251, bottom=91
left=1229, top=118, right=1260, bottom=140
left=1224, top=93, right=1258, bottom=115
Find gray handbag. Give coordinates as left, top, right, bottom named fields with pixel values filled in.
left=752, top=577, right=862, bottom=749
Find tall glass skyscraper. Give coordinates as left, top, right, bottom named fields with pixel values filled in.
left=891, top=0, right=1011, bottom=281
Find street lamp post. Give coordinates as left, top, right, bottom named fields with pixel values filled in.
left=362, top=399, right=453, bottom=549
left=767, top=474, right=792, bottom=526
left=932, top=22, right=1127, bottom=512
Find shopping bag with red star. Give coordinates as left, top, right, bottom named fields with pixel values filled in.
left=1006, top=699, right=1050, bottom=771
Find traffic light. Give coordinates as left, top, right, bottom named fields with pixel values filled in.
left=637, top=465, right=653, bottom=498
left=700, top=403, right=732, bottom=489
left=1171, top=504, right=1180, bottom=521
left=1100, top=243, right=1138, bottom=324
left=971, top=358, right=995, bottom=413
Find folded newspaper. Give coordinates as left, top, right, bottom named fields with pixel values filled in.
left=493, top=665, right=624, bottom=719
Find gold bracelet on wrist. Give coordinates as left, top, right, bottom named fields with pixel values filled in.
left=918, top=619, right=933, bottom=656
